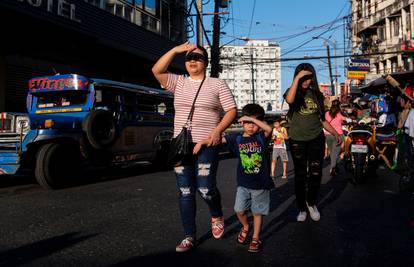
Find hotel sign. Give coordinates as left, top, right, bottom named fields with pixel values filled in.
left=15, top=0, right=81, bottom=22
left=347, top=59, right=370, bottom=80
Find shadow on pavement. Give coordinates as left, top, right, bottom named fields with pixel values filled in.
left=0, top=232, right=98, bottom=266
left=0, top=152, right=234, bottom=193
left=112, top=247, right=267, bottom=267
left=196, top=162, right=350, bottom=246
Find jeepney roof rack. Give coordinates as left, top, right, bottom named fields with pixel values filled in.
left=91, top=78, right=173, bottom=98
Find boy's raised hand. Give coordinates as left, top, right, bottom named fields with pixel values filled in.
left=238, top=116, right=254, bottom=124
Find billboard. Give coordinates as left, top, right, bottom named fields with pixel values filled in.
left=347, top=59, right=370, bottom=80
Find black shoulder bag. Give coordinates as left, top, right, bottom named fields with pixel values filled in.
left=168, top=77, right=206, bottom=167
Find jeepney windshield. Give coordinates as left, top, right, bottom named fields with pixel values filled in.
left=36, top=91, right=88, bottom=109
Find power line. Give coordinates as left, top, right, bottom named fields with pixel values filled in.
left=246, top=0, right=257, bottom=38
left=219, top=50, right=414, bottom=66
left=281, top=23, right=344, bottom=57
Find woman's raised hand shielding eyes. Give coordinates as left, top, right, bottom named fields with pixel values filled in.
left=295, top=70, right=313, bottom=80
left=174, top=41, right=198, bottom=54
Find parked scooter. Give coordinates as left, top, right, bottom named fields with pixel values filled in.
left=343, top=120, right=378, bottom=183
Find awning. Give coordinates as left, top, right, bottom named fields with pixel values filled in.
left=359, top=70, right=414, bottom=95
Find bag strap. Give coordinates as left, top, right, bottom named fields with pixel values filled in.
left=186, top=77, right=206, bottom=124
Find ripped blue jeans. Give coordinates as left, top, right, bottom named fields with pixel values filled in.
left=174, top=146, right=223, bottom=238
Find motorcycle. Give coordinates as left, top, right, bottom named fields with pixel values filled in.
left=343, top=120, right=378, bottom=183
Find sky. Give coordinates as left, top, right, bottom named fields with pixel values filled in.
left=189, top=0, right=351, bottom=93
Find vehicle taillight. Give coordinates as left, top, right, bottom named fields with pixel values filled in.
left=1, top=112, right=3, bottom=132
left=354, top=135, right=366, bottom=144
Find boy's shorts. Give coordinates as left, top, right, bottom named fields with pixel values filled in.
left=234, top=186, right=270, bottom=215
left=272, top=147, right=289, bottom=162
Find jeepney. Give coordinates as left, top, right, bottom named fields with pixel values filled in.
left=0, top=74, right=174, bottom=189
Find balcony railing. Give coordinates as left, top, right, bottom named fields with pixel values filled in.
left=356, top=0, right=413, bottom=32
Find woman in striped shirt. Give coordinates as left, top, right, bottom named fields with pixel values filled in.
left=152, top=42, right=237, bottom=252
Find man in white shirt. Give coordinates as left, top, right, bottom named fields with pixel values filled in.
left=404, top=107, right=414, bottom=145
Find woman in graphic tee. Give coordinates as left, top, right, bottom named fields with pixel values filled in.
left=284, top=63, right=341, bottom=222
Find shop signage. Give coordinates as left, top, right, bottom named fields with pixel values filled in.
left=401, top=40, right=414, bottom=51
left=15, top=0, right=81, bottom=22
left=347, top=59, right=370, bottom=80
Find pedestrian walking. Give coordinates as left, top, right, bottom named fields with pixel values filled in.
left=325, top=99, right=345, bottom=176
left=403, top=98, right=414, bottom=190
left=194, top=104, right=273, bottom=252
left=270, top=118, right=289, bottom=179
left=284, top=63, right=341, bottom=222
left=152, top=42, right=237, bottom=252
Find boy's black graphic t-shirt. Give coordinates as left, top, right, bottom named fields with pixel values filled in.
left=225, top=131, right=273, bottom=190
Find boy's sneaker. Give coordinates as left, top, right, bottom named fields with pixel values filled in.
left=296, top=211, right=307, bottom=222
left=211, top=217, right=225, bottom=239
left=175, top=237, right=195, bottom=253
left=307, top=204, right=320, bottom=221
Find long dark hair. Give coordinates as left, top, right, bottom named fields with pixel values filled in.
left=287, top=63, right=325, bottom=119
left=329, top=99, right=341, bottom=118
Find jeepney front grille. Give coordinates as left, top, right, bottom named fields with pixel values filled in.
left=0, top=133, right=21, bottom=143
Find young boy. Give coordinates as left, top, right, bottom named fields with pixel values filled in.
left=193, top=104, right=273, bottom=253
left=271, top=118, right=289, bottom=179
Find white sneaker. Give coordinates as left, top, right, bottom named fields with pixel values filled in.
left=296, top=211, right=307, bottom=222
left=307, top=204, right=320, bottom=221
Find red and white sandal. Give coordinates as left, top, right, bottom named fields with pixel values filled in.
left=236, top=226, right=250, bottom=244
left=211, top=217, right=225, bottom=239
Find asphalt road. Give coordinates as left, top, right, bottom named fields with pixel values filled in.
left=0, top=155, right=413, bottom=267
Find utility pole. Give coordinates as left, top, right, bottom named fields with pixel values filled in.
left=210, top=0, right=221, bottom=78
left=326, top=44, right=335, bottom=96
left=196, top=0, right=203, bottom=46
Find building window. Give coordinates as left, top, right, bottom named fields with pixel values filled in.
left=85, top=0, right=102, bottom=7
left=378, top=26, right=386, bottom=41
left=391, top=17, right=401, bottom=37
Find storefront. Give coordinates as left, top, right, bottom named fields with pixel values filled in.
left=0, top=0, right=187, bottom=111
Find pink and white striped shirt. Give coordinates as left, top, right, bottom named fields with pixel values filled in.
left=164, top=73, right=236, bottom=143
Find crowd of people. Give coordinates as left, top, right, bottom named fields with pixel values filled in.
left=152, top=42, right=414, bottom=254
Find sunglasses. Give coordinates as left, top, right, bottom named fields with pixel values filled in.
left=185, top=52, right=206, bottom=62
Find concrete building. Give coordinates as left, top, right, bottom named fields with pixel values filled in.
left=351, top=0, right=414, bottom=75
left=0, top=0, right=187, bottom=112
left=207, top=40, right=281, bottom=111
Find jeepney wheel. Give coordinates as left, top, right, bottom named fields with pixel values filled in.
left=83, top=109, right=117, bottom=149
left=35, top=143, right=81, bottom=190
